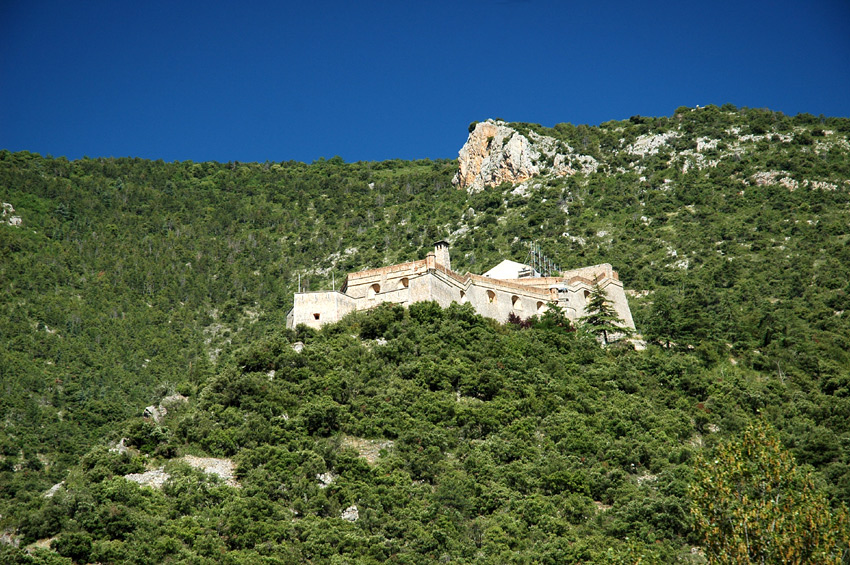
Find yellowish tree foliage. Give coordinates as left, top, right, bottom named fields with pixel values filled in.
left=691, top=420, right=850, bottom=564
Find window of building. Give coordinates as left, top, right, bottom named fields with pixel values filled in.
left=398, top=278, right=409, bottom=289
left=512, top=295, right=522, bottom=310
left=487, top=290, right=496, bottom=303
left=313, top=313, right=320, bottom=320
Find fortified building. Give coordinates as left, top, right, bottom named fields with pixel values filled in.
left=286, top=242, right=635, bottom=331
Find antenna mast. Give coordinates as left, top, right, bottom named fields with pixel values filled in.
left=523, top=241, right=561, bottom=277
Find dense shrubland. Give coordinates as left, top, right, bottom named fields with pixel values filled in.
left=1, top=105, right=849, bottom=562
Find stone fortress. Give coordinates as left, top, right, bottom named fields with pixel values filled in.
left=286, top=241, right=635, bottom=332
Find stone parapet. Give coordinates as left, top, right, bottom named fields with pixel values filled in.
left=560, top=263, right=617, bottom=282
left=433, top=263, right=472, bottom=285
left=346, top=260, right=427, bottom=281
left=468, top=273, right=551, bottom=298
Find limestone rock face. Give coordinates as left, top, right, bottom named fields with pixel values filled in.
left=340, top=505, right=359, bottom=522
left=453, top=120, right=598, bottom=192
left=453, top=120, right=540, bottom=193
left=143, top=405, right=165, bottom=422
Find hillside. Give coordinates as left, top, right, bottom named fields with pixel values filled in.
left=1, top=104, right=849, bottom=563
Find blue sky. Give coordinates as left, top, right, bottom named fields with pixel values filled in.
left=2, top=0, right=849, bottom=163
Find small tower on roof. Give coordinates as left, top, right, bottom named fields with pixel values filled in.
left=434, top=240, right=451, bottom=271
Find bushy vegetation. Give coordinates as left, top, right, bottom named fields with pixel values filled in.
left=1, top=105, right=849, bottom=562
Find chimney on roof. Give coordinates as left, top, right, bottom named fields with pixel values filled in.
left=434, top=240, right=451, bottom=271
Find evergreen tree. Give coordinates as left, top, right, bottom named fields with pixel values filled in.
left=580, top=283, right=631, bottom=345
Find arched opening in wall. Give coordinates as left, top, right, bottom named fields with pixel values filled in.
left=368, top=283, right=381, bottom=298
left=313, top=313, right=321, bottom=320
left=398, top=278, right=409, bottom=290
left=536, top=301, right=545, bottom=313
left=584, top=290, right=590, bottom=300
left=487, top=290, right=496, bottom=304
left=460, top=290, right=468, bottom=304
left=511, top=295, right=522, bottom=310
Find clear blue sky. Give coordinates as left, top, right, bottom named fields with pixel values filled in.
left=2, top=0, right=849, bottom=164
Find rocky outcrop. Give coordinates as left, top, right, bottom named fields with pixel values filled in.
left=43, top=481, right=65, bottom=498
left=317, top=471, right=337, bottom=488
left=123, top=456, right=239, bottom=488
left=340, top=505, right=359, bottom=522
left=125, top=467, right=170, bottom=488
left=0, top=529, right=20, bottom=548
left=2, top=203, right=22, bottom=227
left=453, top=120, right=598, bottom=192
left=142, top=405, right=166, bottom=422
left=142, top=394, right=188, bottom=423
left=626, top=132, right=679, bottom=156
left=453, top=120, right=540, bottom=193
left=183, top=455, right=238, bottom=487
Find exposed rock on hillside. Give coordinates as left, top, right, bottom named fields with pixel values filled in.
left=125, top=467, right=169, bottom=488
left=142, top=394, right=188, bottom=423
left=123, top=456, right=239, bottom=488
left=455, top=108, right=850, bottom=193
left=183, top=455, right=238, bottom=487
left=341, top=435, right=393, bottom=464
left=453, top=120, right=597, bottom=192
left=341, top=505, right=359, bottom=522
left=626, top=132, right=679, bottom=156
left=43, top=481, right=64, bottom=498
left=2, top=202, right=22, bottom=227
left=454, top=120, right=541, bottom=193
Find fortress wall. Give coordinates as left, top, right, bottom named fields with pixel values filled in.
left=345, top=260, right=427, bottom=299
left=561, top=263, right=616, bottom=282
left=555, top=301, right=578, bottom=320
left=567, top=275, right=597, bottom=286
left=466, top=277, right=550, bottom=323
left=567, top=284, right=592, bottom=319
left=467, top=273, right=551, bottom=298
left=288, top=245, right=634, bottom=332
left=408, top=269, right=549, bottom=323
left=415, top=269, right=467, bottom=307
left=357, top=287, right=410, bottom=309
left=288, top=291, right=358, bottom=329
left=346, top=260, right=427, bottom=281
left=567, top=278, right=635, bottom=329
left=600, top=279, right=635, bottom=329
left=433, top=263, right=472, bottom=285
left=504, top=277, right=565, bottom=289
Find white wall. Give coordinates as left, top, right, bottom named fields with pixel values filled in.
left=288, top=291, right=357, bottom=329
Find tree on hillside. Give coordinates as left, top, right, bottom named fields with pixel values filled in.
left=690, top=420, right=850, bottom=564
left=532, top=303, right=573, bottom=333
left=580, top=283, right=631, bottom=345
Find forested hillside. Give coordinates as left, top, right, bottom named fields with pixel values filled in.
left=1, top=105, right=849, bottom=563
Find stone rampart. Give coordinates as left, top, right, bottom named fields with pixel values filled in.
left=468, top=273, right=550, bottom=298
left=290, top=291, right=357, bottom=329
left=561, top=263, right=617, bottom=282
left=287, top=245, right=634, bottom=331
left=346, top=260, right=427, bottom=281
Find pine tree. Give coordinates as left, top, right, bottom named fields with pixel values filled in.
left=580, top=283, right=630, bottom=345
